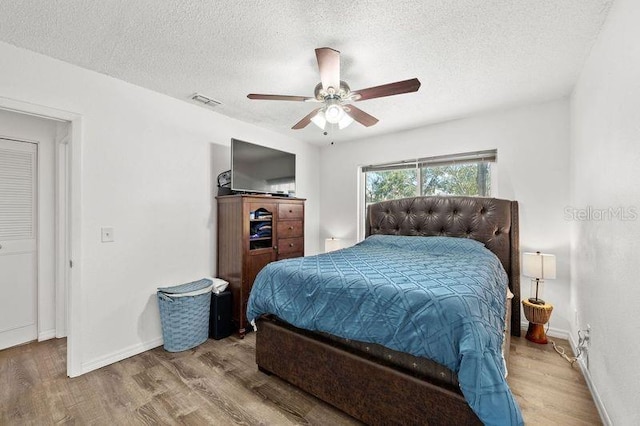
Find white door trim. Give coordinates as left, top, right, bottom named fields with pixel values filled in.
left=0, top=96, right=83, bottom=378
left=55, top=132, right=69, bottom=338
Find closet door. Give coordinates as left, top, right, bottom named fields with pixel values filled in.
left=0, top=138, right=38, bottom=350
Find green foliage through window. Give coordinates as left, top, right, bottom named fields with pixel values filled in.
left=365, top=169, right=418, bottom=204
left=364, top=160, right=492, bottom=206
left=422, top=163, right=490, bottom=196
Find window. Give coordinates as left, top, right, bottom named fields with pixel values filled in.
left=421, top=161, right=491, bottom=197
left=360, top=150, right=497, bottom=236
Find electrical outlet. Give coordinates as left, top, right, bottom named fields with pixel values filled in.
left=577, top=326, right=590, bottom=350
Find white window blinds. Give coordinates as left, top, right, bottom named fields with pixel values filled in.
left=361, top=150, right=497, bottom=173
left=0, top=139, right=37, bottom=240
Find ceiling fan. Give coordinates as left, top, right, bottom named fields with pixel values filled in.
left=247, top=47, right=421, bottom=131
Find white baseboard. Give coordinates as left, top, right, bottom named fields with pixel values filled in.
left=81, top=336, right=163, bottom=374
left=55, top=325, right=67, bottom=339
left=38, top=329, right=57, bottom=341
left=546, top=326, right=569, bottom=340
left=519, top=321, right=569, bottom=340
left=569, top=336, right=612, bottom=426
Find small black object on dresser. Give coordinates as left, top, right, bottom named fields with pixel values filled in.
left=209, top=290, right=232, bottom=340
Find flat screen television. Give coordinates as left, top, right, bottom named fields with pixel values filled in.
left=231, top=138, right=296, bottom=195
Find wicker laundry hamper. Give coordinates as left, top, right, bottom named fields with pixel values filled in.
left=157, top=278, right=213, bottom=352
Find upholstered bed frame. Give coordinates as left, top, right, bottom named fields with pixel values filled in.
left=255, top=196, right=520, bottom=425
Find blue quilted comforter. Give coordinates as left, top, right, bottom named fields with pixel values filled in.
left=247, top=235, right=523, bottom=425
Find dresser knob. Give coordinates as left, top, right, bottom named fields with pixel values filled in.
left=289, top=243, right=294, bottom=247
left=288, top=226, right=293, bottom=230
left=289, top=210, right=293, bottom=213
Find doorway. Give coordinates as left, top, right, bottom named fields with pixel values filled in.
left=0, top=102, right=79, bottom=377
left=0, top=109, right=69, bottom=349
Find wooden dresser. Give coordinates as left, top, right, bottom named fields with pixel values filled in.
left=216, top=194, right=305, bottom=336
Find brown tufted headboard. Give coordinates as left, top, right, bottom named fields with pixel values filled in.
left=365, top=196, right=520, bottom=336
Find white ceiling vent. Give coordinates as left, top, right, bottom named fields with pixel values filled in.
left=191, top=93, right=222, bottom=108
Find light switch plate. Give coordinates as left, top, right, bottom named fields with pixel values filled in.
left=101, top=227, right=115, bottom=242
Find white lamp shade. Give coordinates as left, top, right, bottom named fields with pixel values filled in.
left=338, top=112, right=354, bottom=129
left=325, top=238, right=341, bottom=253
left=325, top=104, right=344, bottom=124
left=523, top=252, right=556, bottom=280
left=311, top=111, right=327, bottom=129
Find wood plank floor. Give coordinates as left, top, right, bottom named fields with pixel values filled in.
left=0, top=332, right=602, bottom=425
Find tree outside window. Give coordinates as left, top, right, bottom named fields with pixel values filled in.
left=365, top=169, right=418, bottom=204
left=364, top=156, right=493, bottom=207
left=421, top=162, right=490, bottom=196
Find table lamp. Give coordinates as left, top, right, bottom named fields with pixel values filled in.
left=522, top=251, right=556, bottom=343
left=522, top=251, right=556, bottom=305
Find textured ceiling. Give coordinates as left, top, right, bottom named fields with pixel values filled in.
left=0, top=1, right=612, bottom=145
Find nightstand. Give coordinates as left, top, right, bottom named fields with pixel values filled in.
left=522, top=299, right=553, bottom=344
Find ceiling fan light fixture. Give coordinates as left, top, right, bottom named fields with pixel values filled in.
left=325, top=103, right=344, bottom=124
left=338, top=112, right=354, bottom=129
left=311, top=110, right=327, bottom=129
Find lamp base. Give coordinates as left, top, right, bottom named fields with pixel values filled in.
left=525, top=323, right=548, bottom=344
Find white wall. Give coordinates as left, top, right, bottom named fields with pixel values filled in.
left=0, top=40, right=320, bottom=373
left=319, top=99, right=572, bottom=333
left=0, top=109, right=58, bottom=340
left=570, top=0, right=640, bottom=423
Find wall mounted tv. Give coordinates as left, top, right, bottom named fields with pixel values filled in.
left=231, top=138, right=296, bottom=195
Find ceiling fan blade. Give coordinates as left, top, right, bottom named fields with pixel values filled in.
left=344, top=105, right=379, bottom=127
left=352, top=78, right=421, bottom=102
left=292, top=107, right=322, bottom=130
left=315, top=47, right=341, bottom=92
left=248, top=94, right=314, bottom=102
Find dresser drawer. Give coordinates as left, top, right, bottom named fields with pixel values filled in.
left=277, top=220, right=303, bottom=238
left=278, top=237, right=304, bottom=255
left=278, top=203, right=304, bottom=220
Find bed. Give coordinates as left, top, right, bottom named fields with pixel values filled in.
left=247, top=196, right=522, bottom=425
